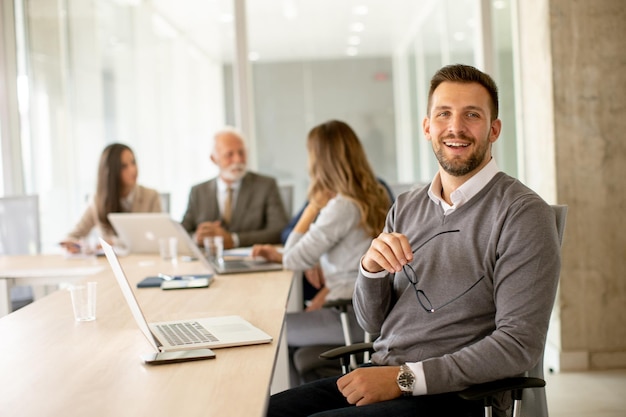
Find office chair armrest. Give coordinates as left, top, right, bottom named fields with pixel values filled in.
left=323, top=298, right=353, bottom=310
left=457, top=377, right=546, bottom=402
left=318, top=342, right=374, bottom=361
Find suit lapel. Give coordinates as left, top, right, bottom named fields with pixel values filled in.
left=229, top=173, right=252, bottom=229
left=207, top=180, right=220, bottom=220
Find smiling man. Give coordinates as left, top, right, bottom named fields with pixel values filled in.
left=266, top=64, right=561, bottom=417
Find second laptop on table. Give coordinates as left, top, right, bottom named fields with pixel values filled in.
left=108, top=212, right=283, bottom=274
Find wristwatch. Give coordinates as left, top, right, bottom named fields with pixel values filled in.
left=396, top=364, right=415, bottom=396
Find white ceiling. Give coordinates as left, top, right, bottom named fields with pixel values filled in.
left=147, top=0, right=495, bottom=62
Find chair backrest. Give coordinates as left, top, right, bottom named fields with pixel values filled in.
left=159, top=192, right=170, bottom=214
left=388, top=182, right=429, bottom=199
left=279, top=184, right=294, bottom=217
left=388, top=182, right=415, bottom=198
left=523, top=204, right=568, bottom=417
left=0, top=195, right=41, bottom=255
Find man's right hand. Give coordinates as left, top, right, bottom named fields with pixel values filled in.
left=336, top=366, right=402, bottom=406
left=361, top=232, right=413, bottom=274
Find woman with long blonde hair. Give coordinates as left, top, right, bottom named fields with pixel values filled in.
left=252, top=120, right=391, bottom=385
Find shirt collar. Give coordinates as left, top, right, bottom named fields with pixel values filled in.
left=217, top=178, right=241, bottom=192
left=427, top=158, right=500, bottom=214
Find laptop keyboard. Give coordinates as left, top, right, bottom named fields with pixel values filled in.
left=156, top=321, right=219, bottom=346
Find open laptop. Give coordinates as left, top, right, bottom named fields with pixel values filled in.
left=207, top=256, right=284, bottom=275
left=108, top=213, right=190, bottom=254
left=108, top=213, right=284, bottom=275
left=100, top=239, right=273, bottom=359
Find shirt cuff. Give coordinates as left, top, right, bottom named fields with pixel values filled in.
left=406, top=362, right=427, bottom=395
left=231, top=233, right=239, bottom=248
left=359, top=256, right=388, bottom=278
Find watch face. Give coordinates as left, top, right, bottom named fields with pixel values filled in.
left=398, top=372, right=415, bottom=388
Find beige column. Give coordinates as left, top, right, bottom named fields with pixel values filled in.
left=518, top=0, right=626, bottom=371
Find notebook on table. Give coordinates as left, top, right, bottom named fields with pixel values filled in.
left=100, top=239, right=273, bottom=363
left=108, top=212, right=284, bottom=275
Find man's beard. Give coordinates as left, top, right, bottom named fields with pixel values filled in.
left=434, top=133, right=490, bottom=177
left=222, top=163, right=247, bottom=182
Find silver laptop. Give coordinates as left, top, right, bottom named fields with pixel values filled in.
left=100, top=239, right=273, bottom=355
left=108, top=213, right=191, bottom=254
left=178, top=229, right=283, bottom=274
left=109, top=213, right=284, bottom=275
left=208, top=257, right=284, bottom=275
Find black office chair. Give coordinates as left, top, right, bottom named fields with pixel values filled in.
left=291, top=298, right=371, bottom=385
left=320, top=205, right=568, bottom=417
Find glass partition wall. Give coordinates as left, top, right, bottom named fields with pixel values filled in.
left=2, top=0, right=517, bottom=252
left=15, top=0, right=229, bottom=250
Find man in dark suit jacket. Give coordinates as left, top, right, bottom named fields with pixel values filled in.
left=181, top=127, right=288, bottom=249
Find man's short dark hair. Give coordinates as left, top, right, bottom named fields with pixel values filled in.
left=427, top=64, right=499, bottom=120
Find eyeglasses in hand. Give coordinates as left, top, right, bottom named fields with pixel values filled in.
left=402, top=230, right=485, bottom=313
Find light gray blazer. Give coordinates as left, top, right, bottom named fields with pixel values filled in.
left=180, top=172, right=288, bottom=247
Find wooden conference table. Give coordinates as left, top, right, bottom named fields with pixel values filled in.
left=0, top=253, right=294, bottom=417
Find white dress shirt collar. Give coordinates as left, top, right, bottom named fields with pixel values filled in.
left=217, top=178, right=241, bottom=193
left=427, top=158, right=500, bottom=214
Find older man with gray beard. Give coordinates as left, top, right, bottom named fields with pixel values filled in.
left=181, top=126, right=289, bottom=249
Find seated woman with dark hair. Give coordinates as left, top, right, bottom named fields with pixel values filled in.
left=60, top=143, right=162, bottom=254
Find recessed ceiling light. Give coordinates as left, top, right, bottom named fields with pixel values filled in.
left=350, top=22, right=365, bottom=32
left=352, top=5, right=368, bottom=15
left=283, top=0, right=298, bottom=19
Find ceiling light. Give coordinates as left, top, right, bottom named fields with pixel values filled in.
left=283, top=0, right=298, bottom=19
left=350, top=22, right=365, bottom=32
left=249, top=51, right=260, bottom=61
left=352, top=5, right=368, bottom=15
left=453, top=31, right=466, bottom=41
left=346, top=47, right=358, bottom=56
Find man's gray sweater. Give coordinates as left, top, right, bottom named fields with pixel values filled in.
left=354, top=172, right=561, bottom=397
